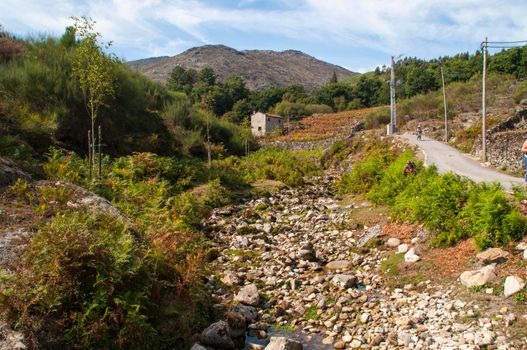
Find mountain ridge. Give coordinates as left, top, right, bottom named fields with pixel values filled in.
left=127, top=44, right=357, bottom=90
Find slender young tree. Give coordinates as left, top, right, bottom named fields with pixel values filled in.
left=71, top=16, right=116, bottom=176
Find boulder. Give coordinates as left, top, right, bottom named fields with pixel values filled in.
left=0, top=157, right=30, bottom=189
left=224, top=311, right=247, bottom=338
left=404, top=248, right=420, bottom=263
left=231, top=304, right=258, bottom=323
left=357, top=225, right=382, bottom=247
left=504, top=276, right=525, bottom=297
left=325, top=260, right=352, bottom=270
left=476, top=248, right=509, bottom=264
left=200, top=321, right=234, bottom=349
left=264, top=337, right=303, bottom=350
left=235, top=284, right=260, bottom=306
left=386, top=237, right=401, bottom=248
left=397, top=244, right=409, bottom=253
left=459, top=265, right=496, bottom=288
left=190, top=343, right=208, bottom=350
left=331, top=274, right=357, bottom=289
left=515, top=242, right=527, bottom=251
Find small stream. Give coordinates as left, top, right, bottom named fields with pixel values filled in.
left=245, top=328, right=333, bottom=350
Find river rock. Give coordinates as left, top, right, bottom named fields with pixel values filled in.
left=504, top=276, right=525, bottom=297
left=397, top=244, right=409, bottom=253
left=404, top=248, right=420, bottom=263
left=459, top=265, right=496, bottom=288
left=190, top=343, right=207, bottom=350
left=235, top=284, right=260, bottom=306
left=386, top=237, right=401, bottom=247
left=200, top=321, right=234, bottom=349
left=264, top=337, right=303, bottom=350
left=357, top=225, right=381, bottom=247
left=515, top=242, right=527, bottom=251
left=263, top=223, right=273, bottom=234
left=224, top=311, right=247, bottom=338
left=326, top=260, right=352, bottom=270
left=231, top=304, right=258, bottom=322
left=476, top=247, right=509, bottom=264
left=331, top=274, right=357, bottom=289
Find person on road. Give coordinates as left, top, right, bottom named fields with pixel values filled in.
left=416, top=126, right=423, bottom=141
left=522, top=139, right=527, bottom=183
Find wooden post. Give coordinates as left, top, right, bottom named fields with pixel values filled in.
left=389, top=56, right=399, bottom=134
left=441, top=66, right=448, bottom=142
left=98, top=125, right=102, bottom=178
left=206, top=113, right=211, bottom=169
left=88, top=130, right=92, bottom=178
left=482, top=37, right=488, bottom=162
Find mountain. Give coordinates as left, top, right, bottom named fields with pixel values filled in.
left=127, top=45, right=357, bottom=90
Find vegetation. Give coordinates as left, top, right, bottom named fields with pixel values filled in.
left=336, top=137, right=527, bottom=250
left=1, top=144, right=321, bottom=349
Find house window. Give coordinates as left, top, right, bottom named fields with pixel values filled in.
left=258, top=126, right=262, bottom=131
left=267, top=117, right=270, bottom=121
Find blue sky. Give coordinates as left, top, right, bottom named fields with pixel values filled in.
left=2, top=0, right=527, bottom=72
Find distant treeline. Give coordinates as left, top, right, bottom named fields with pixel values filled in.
left=2, top=24, right=527, bottom=161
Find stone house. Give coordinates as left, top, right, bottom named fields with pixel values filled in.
left=251, top=112, right=284, bottom=136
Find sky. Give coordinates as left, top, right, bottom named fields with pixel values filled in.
left=2, top=0, right=527, bottom=72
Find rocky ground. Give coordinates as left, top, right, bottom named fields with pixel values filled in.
left=194, top=174, right=527, bottom=349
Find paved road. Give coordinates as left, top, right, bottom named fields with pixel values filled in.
left=399, top=133, right=524, bottom=192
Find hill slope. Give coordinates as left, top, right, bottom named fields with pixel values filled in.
left=127, top=45, right=357, bottom=90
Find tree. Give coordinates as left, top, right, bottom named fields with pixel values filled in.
left=329, top=71, right=338, bottom=84
left=71, top=16, right=117, bottom=177
left=167, top=66, right=197, bottom=94
left=60, top=26, right=76, bottom=48
left=199, top=66, right=216, bottom=86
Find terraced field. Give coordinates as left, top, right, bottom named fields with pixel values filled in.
left=276, top=107, right=383, bottom=142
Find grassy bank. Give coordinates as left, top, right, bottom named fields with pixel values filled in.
left=329, top=137, right=527, bottom=250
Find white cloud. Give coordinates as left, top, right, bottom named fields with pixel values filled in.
left=1, top=0, right=527, bottom=65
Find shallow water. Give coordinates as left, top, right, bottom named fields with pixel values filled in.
left=245, top=328, right=333, bottom=350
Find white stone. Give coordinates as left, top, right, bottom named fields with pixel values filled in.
left=459, top=265, right=496, bottom=288
left=404, top=248, right=420, bottom=263
left=504, top=276, right=525, bottom=297
left=386, top=237, right=401, bottom=247
left=235, top=284, right=260, bottom=306
left=397, top=243, right=409, bottom=253
left=515, top=242, right=527, bottom=251
left=264, top=337, right=303, bottom=350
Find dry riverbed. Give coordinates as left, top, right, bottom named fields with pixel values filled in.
left=194, top=174, right=527, bottom=350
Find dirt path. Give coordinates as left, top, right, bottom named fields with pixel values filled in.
left=400, top=133, right=524, bottom=191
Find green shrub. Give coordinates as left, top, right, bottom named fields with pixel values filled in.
left=364, top=107, right=390, bottom=129
left=461, top=183, right=527, bottom=250
left=337, top=150, right=393, bottom=194
left=368, top=151, right=420, bottom=205
left=514, top=80, right=527, bottom=104
left=392, top=171, right=469, bottom=241
left=1, top=211, right=159, bottom=349
left=240, top=147, right=321, bottom=186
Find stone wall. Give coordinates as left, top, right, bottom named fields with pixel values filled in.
left=473, top=130, right=527, bottom=173
left=472, top=106, right=527, bottom=174
left=261, top=135, right=352, bottom=151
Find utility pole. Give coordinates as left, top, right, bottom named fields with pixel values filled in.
left=389, top=56, right=396, bottom=134
left=440, top=66, right=448, bottom=142
left=481, top=37, right=488, bottom=162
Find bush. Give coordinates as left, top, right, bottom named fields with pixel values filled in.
left=461, top=183, right=527, bottom=250
left=2, top=212, right=159, bottom=349
left=514, top=80, right=527, bottom=104
left=393, top=171, right=470, bottom=241
left=239, top=147, right=321, bottom=186
left=368, top=151, right=420, bottom=205
left=364, top=107, right=390, bottom=129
